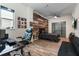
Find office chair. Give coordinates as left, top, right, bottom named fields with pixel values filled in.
left=15, top=27, right=32, bottom=56
left=21, top=27, right=32, bottom=56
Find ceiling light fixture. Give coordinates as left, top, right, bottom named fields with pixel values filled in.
left=54, top=16, right=58, bottom=19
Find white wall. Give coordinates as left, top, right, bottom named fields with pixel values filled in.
left=0, top=3, right=33, bottom=40
left=48, top=16, right=74, bottom=38
left=72, top=4, right=79, bottom=37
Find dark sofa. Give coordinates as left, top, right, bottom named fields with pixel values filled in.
left=58, top=33, right=79, bottom=56
left=58, top=41, right=77, bottom=56
left=38, top=32, right=60, bottom=42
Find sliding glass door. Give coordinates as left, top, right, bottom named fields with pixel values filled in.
left=61, top=22, right=66, bottom=37
left=52, top=22, right=66, bottom=37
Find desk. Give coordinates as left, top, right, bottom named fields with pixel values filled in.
left=0, top=42, right=25, bottom=56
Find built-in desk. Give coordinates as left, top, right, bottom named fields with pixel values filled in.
left=0, top=42, right=25, bottom=56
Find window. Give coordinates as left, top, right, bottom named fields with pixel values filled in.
left=52, top=22, right=66, bottom=37
left=0, top=5, right=15, bottom=29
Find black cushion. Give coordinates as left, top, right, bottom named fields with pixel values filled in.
left=58, top=41, right=77, bottom=56
left=39, top=32, right=60, bottom=42
left=71, top=37, right=79, bottom=55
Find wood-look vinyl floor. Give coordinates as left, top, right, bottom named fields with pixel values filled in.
left=25, top=37, right=69, bottom=56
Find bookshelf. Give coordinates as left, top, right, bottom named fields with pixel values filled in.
left=31, top=13, right=48, bottom=40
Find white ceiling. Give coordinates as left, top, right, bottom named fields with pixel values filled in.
left=23, top=3, right=77, bottom=18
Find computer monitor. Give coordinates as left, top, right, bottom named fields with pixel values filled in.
left=0, top=30, right=5, bottom=39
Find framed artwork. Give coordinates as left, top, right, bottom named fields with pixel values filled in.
left=72, top=17, right=77, bottom=29
left=30, top=22, right=33, bottom=26
left=17, top=17, right=27, bottom=28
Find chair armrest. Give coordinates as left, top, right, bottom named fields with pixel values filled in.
left=16, top=37, right=24, bottom=39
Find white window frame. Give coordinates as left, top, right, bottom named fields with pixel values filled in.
left=0, top=5, right=15, bottom=30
